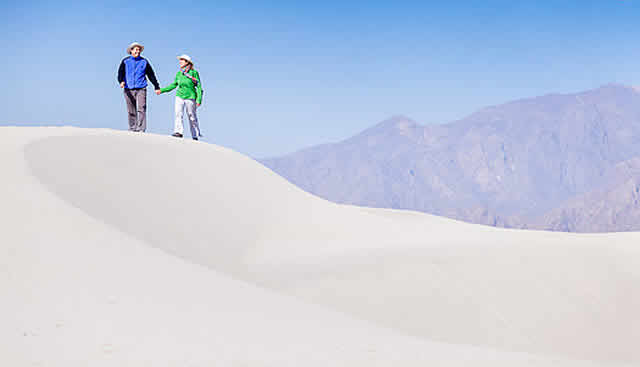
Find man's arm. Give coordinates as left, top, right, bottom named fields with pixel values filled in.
left=117, top=59, right=126, bottom=84
left=145, top=61, right=161, bottom=90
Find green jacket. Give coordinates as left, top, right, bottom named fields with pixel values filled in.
left=160, top=69, right=203, bottom=104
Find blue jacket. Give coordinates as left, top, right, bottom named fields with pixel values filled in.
left=117, top=56, right=160, bottom=90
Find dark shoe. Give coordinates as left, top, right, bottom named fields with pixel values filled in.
left=192, top=137, right=198, bottom=141
left=171, top=132, right=183, bottom=138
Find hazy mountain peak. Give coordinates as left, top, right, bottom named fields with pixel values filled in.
left=376, top=115, right=419, bottom=130
left=350, top=115, right=422, bottom=142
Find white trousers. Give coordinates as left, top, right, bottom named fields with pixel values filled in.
left=174, top=97, right=200, bottom=137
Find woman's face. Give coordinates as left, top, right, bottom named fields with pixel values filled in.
left=131, top=47, right=141, bottom=57
left=179, top=59, right=189, bottom=68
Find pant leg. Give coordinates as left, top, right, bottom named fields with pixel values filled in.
left=184, top=99, right=200, bottom=138
left=174, top=97, right=185, bottom=135
left=135, top=88, right=147, bottom=132
left=123, top=89, right=137, bottom=131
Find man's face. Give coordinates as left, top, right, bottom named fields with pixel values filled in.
left=179, top=59, right=188, bottom=68
left=131, top=47, right=141, bottom=57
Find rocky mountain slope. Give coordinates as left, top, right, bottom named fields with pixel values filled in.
left=262, top=84, right=640, bottom=232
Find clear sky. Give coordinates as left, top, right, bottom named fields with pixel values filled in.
left=2, top=0, right=640, bottom=157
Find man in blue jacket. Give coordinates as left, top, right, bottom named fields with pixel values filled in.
left=117, top=42, right=161, bottom=132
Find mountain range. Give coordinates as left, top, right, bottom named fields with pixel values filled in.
left=261, top=84, right=640, bottom=232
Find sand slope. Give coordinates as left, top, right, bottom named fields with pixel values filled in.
left=2, top=127, right=639, bottom=366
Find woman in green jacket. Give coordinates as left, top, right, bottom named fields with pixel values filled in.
left=157, top=54, right=203, bottom=140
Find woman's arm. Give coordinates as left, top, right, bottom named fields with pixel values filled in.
left=194, top=71, right=203, bottom=105
left=159, top=73, right=179, bottom=93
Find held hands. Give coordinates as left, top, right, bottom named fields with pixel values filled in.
left=155, top=90, right=161, bottom=95
left=120, top=82, right=125, bottom=88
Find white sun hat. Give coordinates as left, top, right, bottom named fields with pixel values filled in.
left=127, top=42, right=144, bottom=54
left=177, top=54, right=193, bottom=65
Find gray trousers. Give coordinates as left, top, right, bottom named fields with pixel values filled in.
left=124, top=88, right=147, bottom=132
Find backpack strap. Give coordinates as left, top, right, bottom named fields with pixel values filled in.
left=181, top=68, right=198, bottom=86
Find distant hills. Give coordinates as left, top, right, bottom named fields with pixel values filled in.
left=261, top=84, right=640, bottom=232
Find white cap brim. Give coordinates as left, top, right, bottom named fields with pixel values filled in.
left=177, top=54, right=193, bottom=64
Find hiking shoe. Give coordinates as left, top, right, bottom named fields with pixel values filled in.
left=171, top=132, right=183, bottom=138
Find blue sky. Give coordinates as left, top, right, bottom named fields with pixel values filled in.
left=2, top=0, right=640, bottom=157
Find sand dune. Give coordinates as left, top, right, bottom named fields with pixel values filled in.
left=2, top=127, right=639, bottom=366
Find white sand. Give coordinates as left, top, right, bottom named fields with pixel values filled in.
left=2, top=127, right=639, bottom=366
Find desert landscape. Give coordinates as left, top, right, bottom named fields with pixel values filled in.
left=2, top=126, right=639, bottom=366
